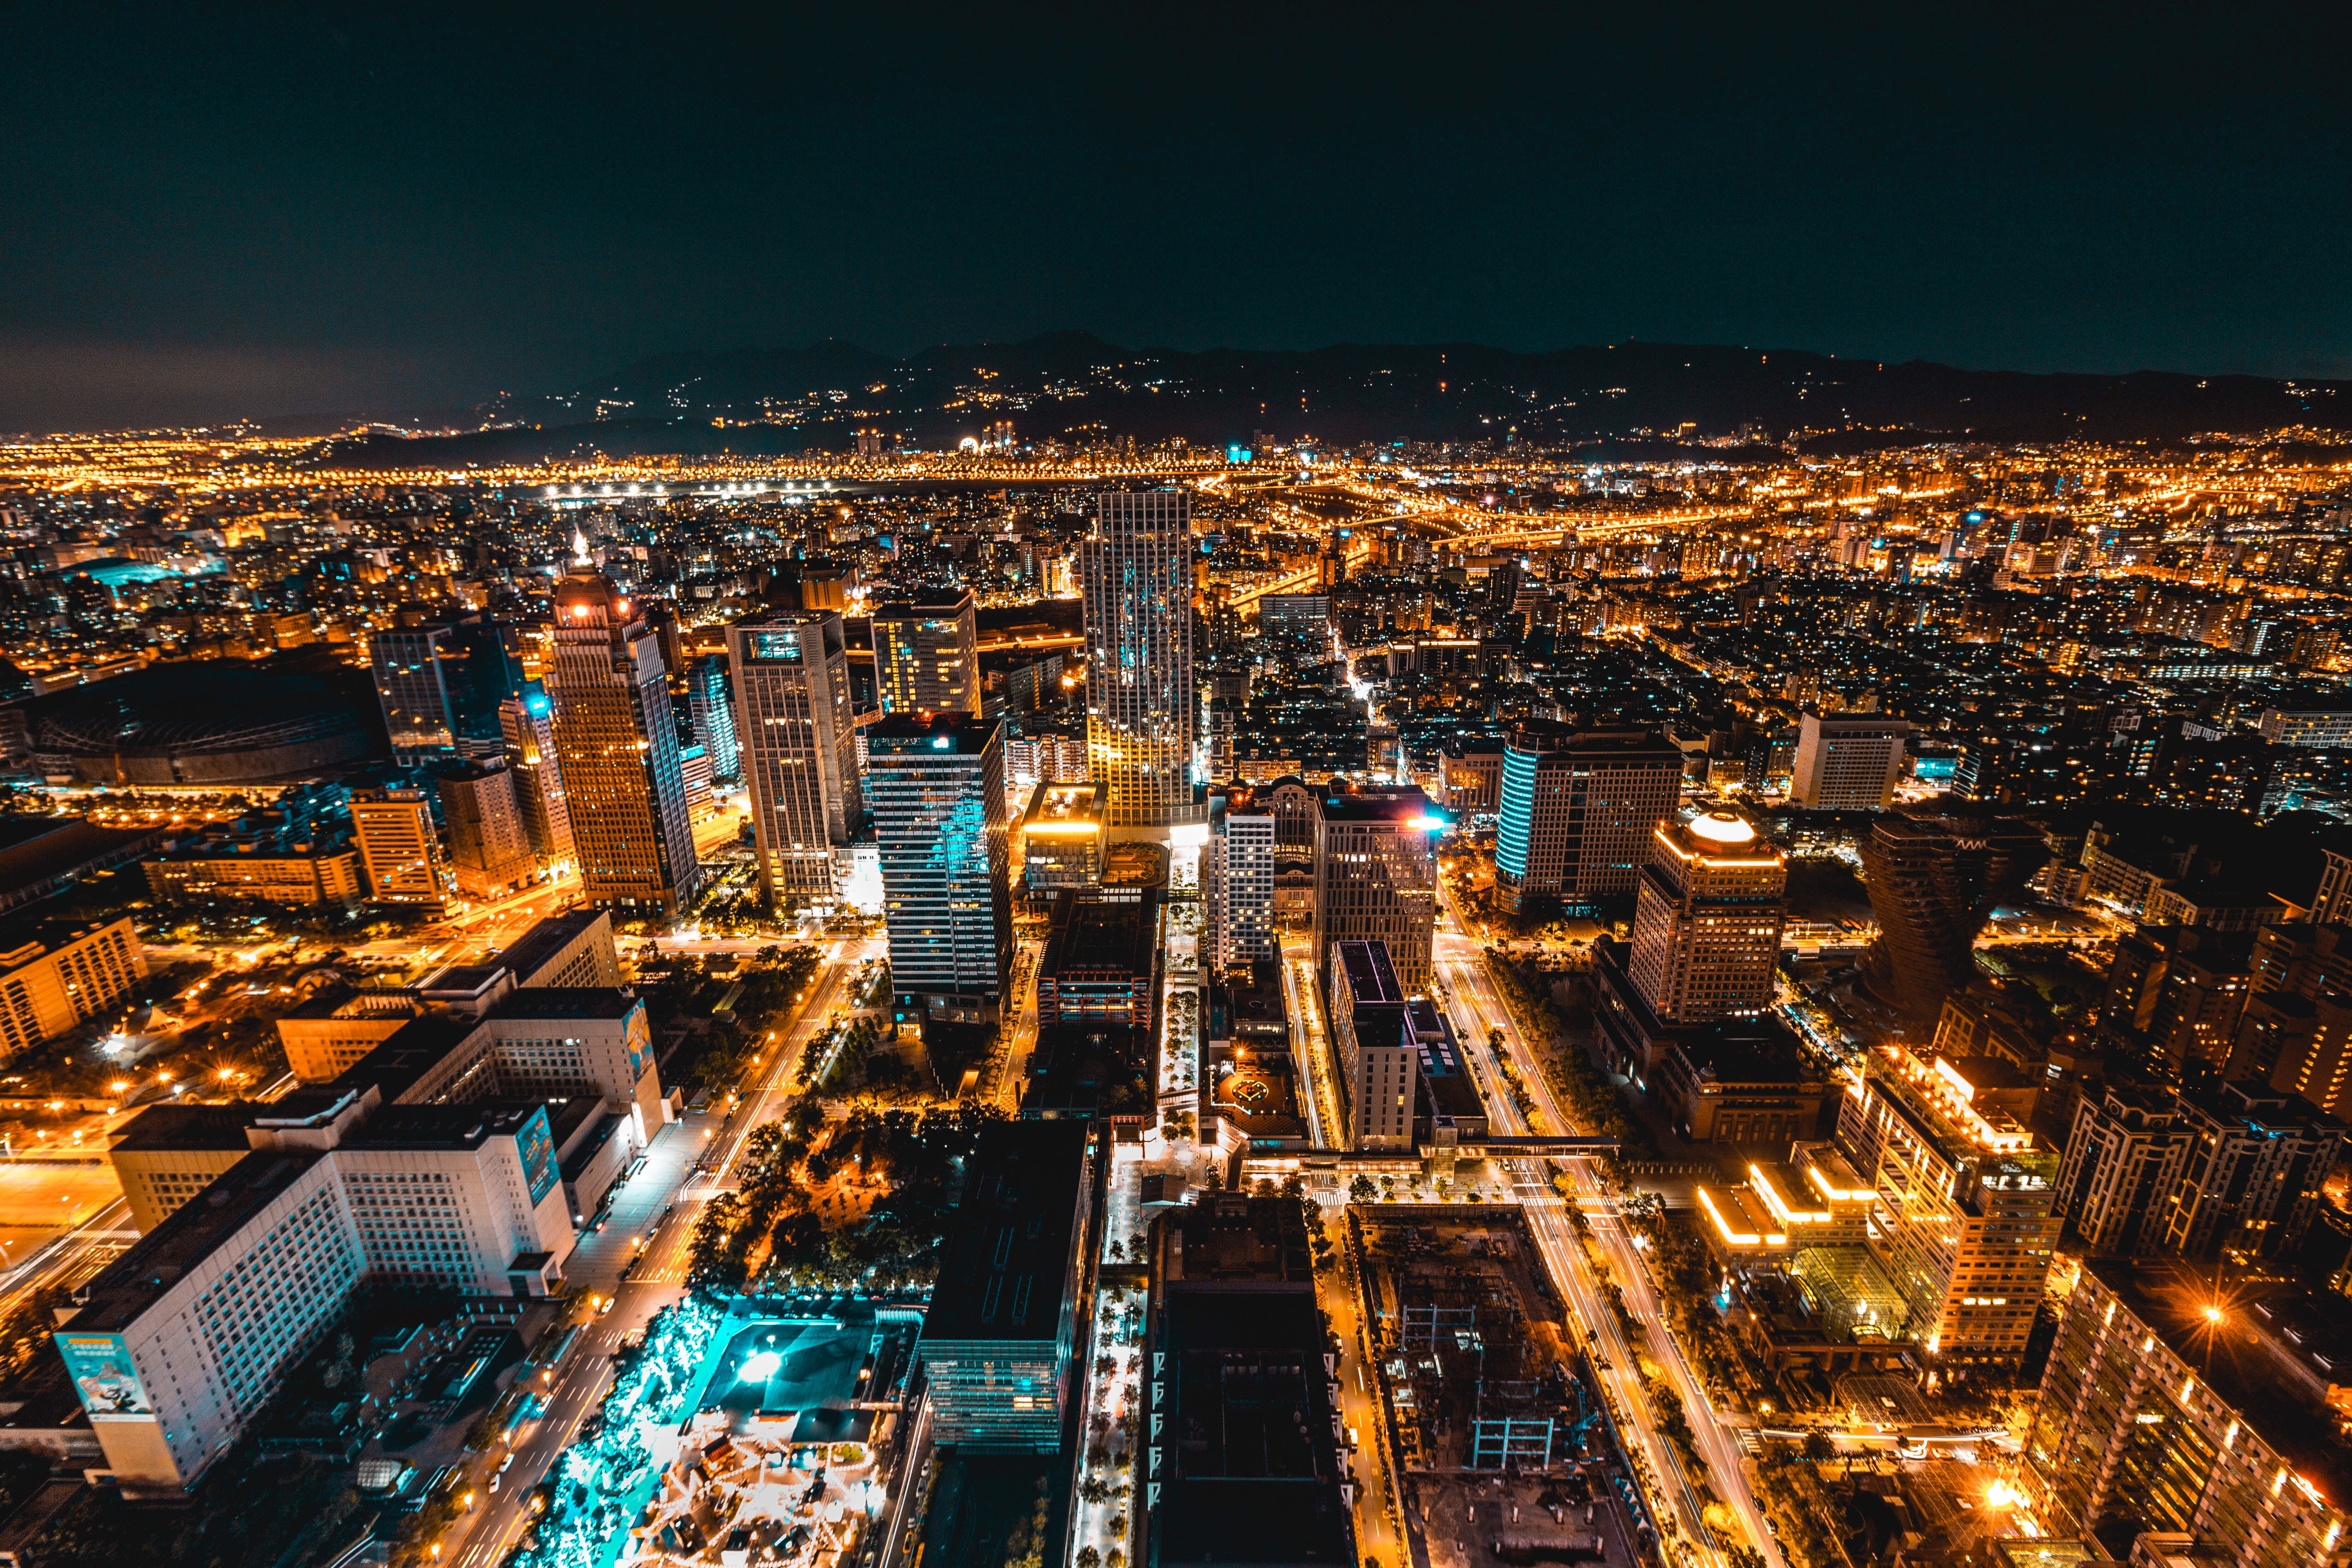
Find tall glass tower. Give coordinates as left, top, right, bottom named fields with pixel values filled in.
left=869, top=713, right=1011, bottom=1028
left=1082, top=489, right=1200, bottom=830
left=547, top=570, right=702, bottom=915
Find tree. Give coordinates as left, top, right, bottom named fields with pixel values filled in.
left=1801, top=1427, right=1835, bottom=1463
left=1349, top=1175, right=1376, bottom=1204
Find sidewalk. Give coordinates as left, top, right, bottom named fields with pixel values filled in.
left=564, top=1106, right=717, bottom=1291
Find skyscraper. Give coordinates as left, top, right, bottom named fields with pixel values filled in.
left=546, top=569, right=702, bottom=914
left=436, top=758, right=535, bottom=899
left=1858, top=803, right=2049, bottom=1022
left=726, top=611, right=862, bottom=902
left=1626, top=810, right=1786, bottom=1023
left=1789, top=710, right=1911, bottom=810
left=869, top=712, right=1012, bottom=1027
left=1202, top=789, right=1276, bottom=971
left=1082, top=490, right=1199, bottom=830
left=1495, top=724, right=1684, bottom=910
left=369, top=613, right=526, bottom=762
left=685, top=654, right=739, bottom=782
left=497, top=682, right=573, bottom=871
left=1312, top=788, right=1438, bottom=991
left=873, top=589, right=979, bottom=716
left=350, top=787, right=447, bottom=906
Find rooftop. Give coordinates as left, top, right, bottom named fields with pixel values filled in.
left=488, top=987, right=642, bottom=1022
left=342, top=1102, right=546, bottom=1151
left=1334, top=940, right=1407, bottom=1010
left=109, top=1101, right=259, bottom=1152
left=867, top=711, right=1000, bottom=757
left=70, top=1150, right=325, bottom=1331
left=494, top=909, right=612, bottom=983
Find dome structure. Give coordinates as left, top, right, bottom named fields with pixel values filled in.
left=31, top=665, right=380, bottom=784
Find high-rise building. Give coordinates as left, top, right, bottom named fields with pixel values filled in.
left=1312, top=788, right=1439, bottom=991
left=1082, top=490, right=1200, bottom=830
left=1203, top=790, right=1276, bottom=971
left=2052, top=1081, right=2187, bottom=1256
left=497, top=682, right=573, bottom=872
left=1626, top=810, right=1786, bottom=1023
left=1328, top=939, right=1418, bottom=1150
left=726, top=611, right=862, bottom=902
left=350, top=787, right=447, bottom=906
left=685, top=654, right=739, bottom=782
left=1834, top=1042, right=2060, bottom=1363
left=1495, top=724, right=1684, bottom=910
left=869, top=713, right=1012, bottom=1026
left=546, top=570, right=702, bottom=914
left=2163, top=1081, right=2343, bottom=1260
left=873, top=588, right=979, bottom=716
left=369, top=613, right=526, bottom=762
left=1788, top=710, right=1911, bottom=810
left=1858, top=803, right=2050, bottom=1022
left=2024, top=1259, right=2352, bottom=1563
left=437, top=758, right=535, bottom=900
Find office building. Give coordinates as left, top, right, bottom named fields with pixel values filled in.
left=349, top=787, right=447, bottom=907
left=1036, top=890, right=1160, bottom=1031
left=1439, top=737, right=1505, bottom=816
left=497, top=682, right=574, bottom=872
left=1626, top=810, right=1786, bottom=1024
left=726, top=611, right=862, bottom=901
left=1258, top=592, right=1331, bottom=644
left=869, top=713, right=1012, bottom=1027
left=1082, top=489, right=1200, bottom=830
left=106, top=1105, right=261, bottom=1233
left=1329, top=940, right=1417, bottom=1151
left=2258, top=705, right=2352, bottom=748
left=273, top=986, right=422, bottom=1083
left=547, top=569, right=702, bottom=914
left=1141, top=1194, right=1352, bottom=1568
left=1833, top=1042, right=2060, bottom=1363
left=1020, top=782, right=1103, bottom=899
left=872, top=588, right=979, bottom=716
left=1312, top=788, right=1439, bottom=992
left=1788, top=711, right=1911, bottom=810
left=684, top=654, right=739, bottom=781
left=57, top=1099, right=574, bottom=1497
left=2024, top=1259, right=2352, bottom=1567
left=1495, top=724, right=1684, bottom=910
left=437, top=758, right=535, bottom=900
left=917, top=1121, right=1091, bottom=1450
left=1202, top=790, right=1276, bottom=971
left=369, top=613, right=525, bottom=761
left=1858, top=803, right=2050, bottom=1021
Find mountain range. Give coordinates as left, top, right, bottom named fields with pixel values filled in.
left=305, top=332, right=2352, bottom=470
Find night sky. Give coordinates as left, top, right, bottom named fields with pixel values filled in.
left=6, top=3, right=2349, bottom=431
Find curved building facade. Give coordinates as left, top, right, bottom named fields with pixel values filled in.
left=31, top=665, right=379, bottom=784
left=1858, top=803, right=2049, bottom=1023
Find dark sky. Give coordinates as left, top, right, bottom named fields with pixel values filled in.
left=6, top=2, right=2350, bottom=431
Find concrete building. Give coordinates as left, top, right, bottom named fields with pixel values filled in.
left=349, top=787, right=447, bottom=907
left=274, top=986, right=422, bottom=1082
left=1858, top=803, right=2050, bottom=1022
left=2053, top=1081, right=2188, bottom=1256
left=872, top=588, right=979, bottom=717
left=2025, top=1259, right=2352, bottom=1568
left=1495, top=724, right=1684, bottom=910
left=437, top=758, right=535, bottom=899
left=1036, top=891, right=1159, bottom=1032
left=1312, top=788, right=1439, bottom=992
left=546, top=569, right=701, bottom=915
left=1019, top=781, right=1104, bottom=900
left=142, top=841, right=365, bottom=909
left=1789, top=711, right=1911, bottom=810
left=2164, top=1081, right=2343, bottom=1261
left=1201, top=789, right=1275, bottom=971
left=0, top=915, right=146, bottom=1061
left=496, top=682, right=574, bottom=872
left=2258, top=705, right=2352, bottom=748
left=1438, top=737, right=1505, bottom=816
left=1626, top=810, right=1786, bottom=1024
left=1328, top=940, right=1417, bottom=1151
left=917, top=1121, right=1092, bottom=1450
left=726, top=611, right=862, bottom=901
left=1833, top=1041, right=2060, bottom=1363
left=869, top=713, right=1012, bottom=1028
left=1082, top=490, right=1200, bottom=831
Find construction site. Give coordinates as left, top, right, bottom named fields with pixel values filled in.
left=1353, top=1206, right=1648, bottom=1568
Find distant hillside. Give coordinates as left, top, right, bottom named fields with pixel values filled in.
left=301, top=333, right=2352, bottom=468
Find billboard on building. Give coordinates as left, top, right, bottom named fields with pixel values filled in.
left=54, top=1332, right=155, bottom=1422
left=518, top=1104, right=558, bottom=1206
left=623, top=1000, right=652, bottom=1081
